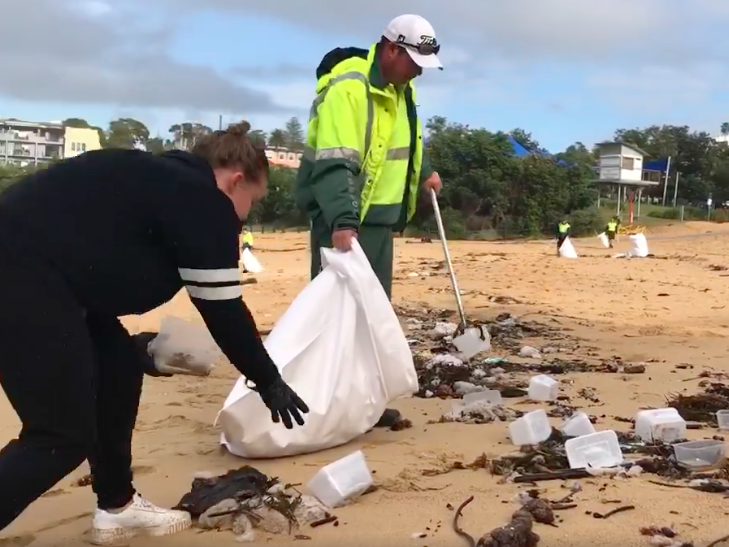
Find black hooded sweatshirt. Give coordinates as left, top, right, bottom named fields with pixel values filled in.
left=0, top=148, right=279, bottom=388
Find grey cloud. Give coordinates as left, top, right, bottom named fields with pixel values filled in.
left=232, top=63, right=314, bottom=80
left=0, top=0, right=287, bottom=113
left=158, top=0, right=729, bottom=69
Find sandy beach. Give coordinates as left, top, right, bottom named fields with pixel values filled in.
left=4, top=222, right=729, bottom=547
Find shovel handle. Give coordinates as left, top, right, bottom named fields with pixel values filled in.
left=429, top=189, right=468, bottom=329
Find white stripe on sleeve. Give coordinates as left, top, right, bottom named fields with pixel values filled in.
left=178, top=268, right=240, bottom=283
left=185, top=284, right=242, bottom=301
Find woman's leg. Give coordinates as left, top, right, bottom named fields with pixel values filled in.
left=85, top=314, right=191, bottom=545
left=85, top=314, right=144, bottom=510
left=0, top=246, right=98, bottom=531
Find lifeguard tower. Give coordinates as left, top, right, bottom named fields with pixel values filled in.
left=593, top=141, right=658, bottom=225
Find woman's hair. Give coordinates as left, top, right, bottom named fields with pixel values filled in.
left=191, top=120, right=269, bottom=183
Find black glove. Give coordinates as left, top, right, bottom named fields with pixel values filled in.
left=256, top=376, right=309, bottom=429
left=131, top=332, right=172, bottom=378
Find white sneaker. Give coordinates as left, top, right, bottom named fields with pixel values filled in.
left=90, top=494, right=191, bottom=545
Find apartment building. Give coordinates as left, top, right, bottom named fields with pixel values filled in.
left=0, top=118, right=101, bottom=166
left=265, top=146, right=302, bottom=169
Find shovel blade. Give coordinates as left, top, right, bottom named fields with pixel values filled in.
left=452, top=326, right=491, bottom=359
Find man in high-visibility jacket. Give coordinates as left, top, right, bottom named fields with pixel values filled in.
left=296, top=14, right=443, bottom=300
left=557, top=220, right=571, bottom=255
left=240, top=227, right=254, bottom=273
left=241, top=226, right=254, bottom=251
left=605, top=217, right=619, bottom=248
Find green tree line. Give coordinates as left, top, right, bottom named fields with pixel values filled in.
left=3, top=115, right=729, bottom=238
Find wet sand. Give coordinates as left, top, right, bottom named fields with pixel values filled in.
left=3, top=221, right=729, bottom=546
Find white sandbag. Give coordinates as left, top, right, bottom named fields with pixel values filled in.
left=559, top=236, right=578, bottom=258
left=597, top=232, right=609, bottom=248
left=627, top=233, right=649, bottom=258
left=218, top=240, right=418, bottom=458
left=148, top=316, right=221, bottom=376
left=241, top=248, right=263, bottom=273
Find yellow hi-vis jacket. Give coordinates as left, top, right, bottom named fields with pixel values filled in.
left=295, top=44, right=432, bottom=230
left=242, top=232, right=253, bottom=246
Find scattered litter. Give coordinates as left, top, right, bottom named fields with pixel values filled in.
left=306, top=451, right=373, bottom=509
left=561, top=412, right=596, bottom=437
left=718, top=410, right=729, bottom=431
left=527, top=375, right=559, bottom=401
left=520, top=346, right=541, bottom=359
left=174, top=466, right=329, bottom=540
left=668, top=383, right=729, bottom=425
left=509, top=410, right=553, bottom=446
left=463, top=389, right=504, bottom=406
left=149, top=316, right=221, bottom=376
left=635, top=408, right=687, bottom=443
left=672, top=439, right=725, bottom=469
left=564, top=430, right=623, bottom=469
left=441, top=402, right=520, bottom=424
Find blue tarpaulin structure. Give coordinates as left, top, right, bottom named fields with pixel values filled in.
left=424, top=133, right=569, bottom=165
left=643, top=158, right=670, bottom=173
left=507, top=135, right=531, bottom=157
left=508, top=136, right=570, bottom=166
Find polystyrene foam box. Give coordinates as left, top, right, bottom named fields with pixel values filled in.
left=561, top=412, right=596, bottom=438
left=565, top=430, right=623, bottom=469
left=463, top=389, right=503, bottom=406
left=509, top=409, right=552, bottom=446
left=306, top=450, right=373, bottom=509
left=717, top=410, right=729, bottom=431
left=528, top=374, right=559, bottom=401
left=634, top=408, right=686, bottom=443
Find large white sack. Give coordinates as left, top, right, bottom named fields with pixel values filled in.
left=218, top=239, right=418, bottom=458
left=597, top=232, right=610, bottom=248
left=241, top=248, right=263, bottom=273
left=559, top=236, right=578, bottom=258
left=628, top=233, right=649, bottom=257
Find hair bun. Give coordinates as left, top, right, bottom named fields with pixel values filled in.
left=227, top=120, right=251, bottom=136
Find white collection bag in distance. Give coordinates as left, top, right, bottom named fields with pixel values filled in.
left=218, top=240, right=418, bottom=458
left=241, top=248, right=263, bottom=273
left=558, top=236, right=578, bottom=258
left=628, top=233, right=649, bottom=257
left=597, top=232, right=609, bottom=248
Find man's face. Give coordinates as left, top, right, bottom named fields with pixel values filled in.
left=384, top=44, right=422, bottom=85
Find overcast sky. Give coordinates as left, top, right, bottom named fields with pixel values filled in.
left=1, top=0, right=728, bottom=150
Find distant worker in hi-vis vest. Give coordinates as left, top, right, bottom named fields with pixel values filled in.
left=296, top=14, right=444, bottom=300
left=605, top=217, right=620, bottom=248
left=557, top=220, right=571, bottom=255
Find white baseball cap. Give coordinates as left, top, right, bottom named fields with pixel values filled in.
left=382, top=14, right=443, bottom=70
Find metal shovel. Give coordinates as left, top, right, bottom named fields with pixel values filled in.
left=429, top=189, right=491, bottom=359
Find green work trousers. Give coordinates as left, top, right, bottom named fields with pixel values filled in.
left=310, top=217, right=394, bottom=300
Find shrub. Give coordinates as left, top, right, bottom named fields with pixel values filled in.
left=568, top=207, right=602, bottom=236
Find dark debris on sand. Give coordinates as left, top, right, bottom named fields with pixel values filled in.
left=667, top=382, right=729, bottom=425
left=396, top=304, right=625, bottom=400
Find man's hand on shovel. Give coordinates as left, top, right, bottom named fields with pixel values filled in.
left=423, top=172, right=442, bottom=195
